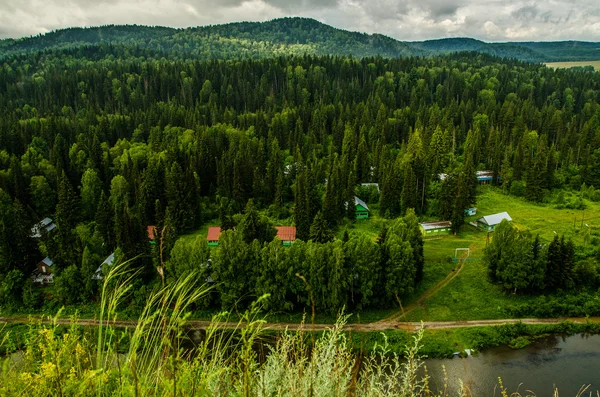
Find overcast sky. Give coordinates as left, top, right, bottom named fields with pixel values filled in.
left=0, top=0, right=599, bottom=42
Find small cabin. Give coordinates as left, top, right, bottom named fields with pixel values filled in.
left=147, top=225, right=157, bottom=245
left=30, top=217, right=56, bottom=238
left=419, top=221, right=452, bottom=236
left=276, top=226, right=296, bottom=246
left=354, top=196, right=370, bottom=219
left=32, top=257, right=54, bottom=284
left=465, top=207, right=477, bottom=216
left=93, top=253, right=115, bottom=280
left=476, top=212, right=512, bottom=232
left=207, top=227, right=222, bottom=247
left=476, top=170, right=495, bottom=184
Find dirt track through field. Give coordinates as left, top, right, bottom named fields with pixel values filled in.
left=374, top=243, right=477, bottom=327
left=0, top=316, right=598, bottom=332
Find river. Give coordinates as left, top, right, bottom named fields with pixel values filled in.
left=425, top=334, right=600, bottom=396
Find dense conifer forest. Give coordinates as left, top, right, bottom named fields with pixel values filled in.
left=1, top=38, right=600, bottom=315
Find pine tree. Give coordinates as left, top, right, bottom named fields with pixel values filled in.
left=238, top=199, right=276, bottom=244
left=346, top=169, right=356, bottom=222
left=294, top=169, right=311, bottom=241
left=54, top=171, right=81, bottom=266
left=95, top=191, right=113, bottom=252
left=401, top=163, right=418, bottom=213
left=310, top=211, right=332, bottom=243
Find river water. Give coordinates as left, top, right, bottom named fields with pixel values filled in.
left=425, top=334, right=600, bottom=396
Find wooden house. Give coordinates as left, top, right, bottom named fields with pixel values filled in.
left=30, top=217, right=56, bottom=238
left=93, top=253, right=115, bottom=280
left=207, top=227, right=222, bottom=246
left=419, top=221, right=452, bottom=236
left=354, top=196, right=370, bottom=219
left=31, top=257, right=54, bottom=284
left=476, top=212, right=512, bottom=232
left=147, top=225, right=157, bottom=245
left=276, top=226, right=296, bottom=246
left=476, top=170, right=495, bottom=184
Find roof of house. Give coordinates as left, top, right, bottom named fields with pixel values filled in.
left=478, top=212, right=512, bottom=226
left=40, top=257, right=54, bottom=267
left=94, top=253, right=115, bottom=279
left=207, top=227, right=222, bottom=241
left=147, top=225, right=157, bottom=240
left=476, top=170, right=495, bottom=180
left=360, top=183, right=380, bottom=192
left=419, top=221, right=452, bottom=231
left=102, top=253, right=115, bottom=266
left=276, top=226, right=296, bottom=241
left=31, top=217, right=56, bottom=237
left=354, top=196, right=369, bottom=211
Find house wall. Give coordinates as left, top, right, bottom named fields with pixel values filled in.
left=37, top=262, right=51, bottom=274
left=420, top=227, right=451, bottom=236
left=356, top=204, right=369, bottom=219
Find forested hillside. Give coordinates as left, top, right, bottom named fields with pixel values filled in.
left=0, top=46, right=600, bottom=313
left=1, top=17, right=599, bottom=62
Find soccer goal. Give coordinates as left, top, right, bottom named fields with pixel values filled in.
left=454, top=248, right=470, bottom=262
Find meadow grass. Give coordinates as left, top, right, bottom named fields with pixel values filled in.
left=474, top=187, right=600, bottom=246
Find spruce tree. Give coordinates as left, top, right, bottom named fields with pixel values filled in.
left=310, top=211, right=332, bottom=243
left=54, top=171, right=81, bottom=266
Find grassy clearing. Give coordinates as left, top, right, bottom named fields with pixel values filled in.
left=403, top=257, right=532, bottom=321
left=475, top=187, right=600, bottom=245
left=545, top=60, right=600, bottom=70
left=404, top=187, right=600, bottom=322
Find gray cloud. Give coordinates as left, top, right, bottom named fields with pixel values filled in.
left=0, top=0, right=598, bottom=41
left=512, top=4, right=539, bottom=22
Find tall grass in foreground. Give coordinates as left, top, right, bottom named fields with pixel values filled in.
left=0, top=261, right=596, bottom=396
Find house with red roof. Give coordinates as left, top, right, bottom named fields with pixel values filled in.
left=276, top=226, right=296, bottom=246
left=207, top=226, right=221, bottom=246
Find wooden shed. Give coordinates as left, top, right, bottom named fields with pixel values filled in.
left=276, top=226, right=296, bottom=246
left=207, top=227, right=222, bottom=247
left=419, top=221, right=452, bottom=236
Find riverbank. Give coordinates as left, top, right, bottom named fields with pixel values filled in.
left=353, top=321, right=600, bottom=358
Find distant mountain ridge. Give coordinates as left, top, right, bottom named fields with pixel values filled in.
left=1, top=17, right=599, bottom=63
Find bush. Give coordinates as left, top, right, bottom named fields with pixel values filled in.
left=510, top=180, right=526, bottom=197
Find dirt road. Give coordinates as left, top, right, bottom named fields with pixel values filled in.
left=0, top=316, right=595, bottom=332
